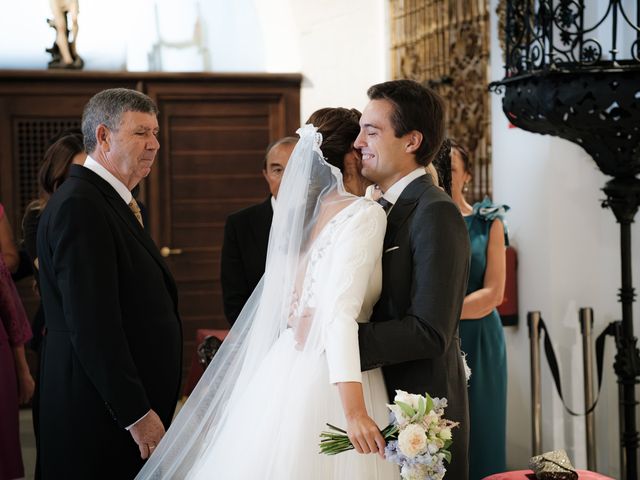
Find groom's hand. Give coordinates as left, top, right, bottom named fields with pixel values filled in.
left=129, top=409, right=165, bottom=459
left=345, top=411, right=386, bottom=459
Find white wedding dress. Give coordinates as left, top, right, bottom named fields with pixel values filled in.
left=136, top=126, right=400, bottom=480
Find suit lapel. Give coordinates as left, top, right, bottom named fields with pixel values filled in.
left=383, top=175, right=431, bottom=249
left=106, top=195, right=177, bottom=291
left=384, top=201, right=416, bottom=249
left=69, top=166, right=178, bottom=302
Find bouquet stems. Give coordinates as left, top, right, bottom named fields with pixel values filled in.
left=319, top=423, right=399, bottom=455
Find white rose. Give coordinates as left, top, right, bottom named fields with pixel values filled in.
left=393, top=390, right=423, bottom=411
left=388, top=404, right=411, bottom=427
left=407, top=393, right=423, bottom=410
left=394, top=390, right=412, bottom=404
left=397, top=424, right=428, bottom=458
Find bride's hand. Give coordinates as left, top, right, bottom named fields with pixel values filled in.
left=345, top=411, right=386, bottom=459
left=287, top=291, right=300, bottom=329
left=287, top=291, right=314, bottom=349
left=370, top=184, right=383, bottom=201
left=291, top=308, right=314, bottom=350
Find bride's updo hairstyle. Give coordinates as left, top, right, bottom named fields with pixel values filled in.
left=305, top=107, right=361, bottom=172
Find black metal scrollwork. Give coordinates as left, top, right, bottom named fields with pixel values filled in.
left=492, top=3, right=640, bottom=479
left=499, top=0, right=640, bottom=77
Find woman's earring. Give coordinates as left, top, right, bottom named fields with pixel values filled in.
left=462, top=182, right=469, bottom=193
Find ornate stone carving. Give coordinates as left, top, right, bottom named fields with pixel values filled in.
left=390, top=0, right=492, bottom=201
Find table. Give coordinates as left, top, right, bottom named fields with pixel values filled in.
left=483, top=470, right=614, bottom=479
left=182, top=328, right=229, bottom=397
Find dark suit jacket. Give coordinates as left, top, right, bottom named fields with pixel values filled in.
left=220, top=197, right=272, bottom=325
left=358, top=175, right=471, bottom=480
left=36, top=165, right=182, bottom=479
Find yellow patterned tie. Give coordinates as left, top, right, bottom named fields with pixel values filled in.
left=128, top=198, right=144, bottom=227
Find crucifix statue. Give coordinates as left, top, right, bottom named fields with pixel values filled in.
left=47, top=0, right=84, bottom=69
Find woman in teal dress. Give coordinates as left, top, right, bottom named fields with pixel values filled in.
left=448, top=140, right=509, bottom=479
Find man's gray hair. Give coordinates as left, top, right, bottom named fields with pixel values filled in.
left=82, top=88, right=159, bottom=154
left=263, top=136, right=298, bottom=169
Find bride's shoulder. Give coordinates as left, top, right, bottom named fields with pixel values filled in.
left=351, top=197, right=387, bottom=222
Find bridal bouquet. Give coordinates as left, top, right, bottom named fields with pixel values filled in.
left=319, top=390, right=458, bottom=480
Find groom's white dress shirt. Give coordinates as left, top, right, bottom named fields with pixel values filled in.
left=381, top=167, right=426, bottom=210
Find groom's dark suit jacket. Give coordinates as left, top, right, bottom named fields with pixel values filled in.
left=36, top=165, right=182, bottom=479
left=359, top=174, right=470, bottom=480
left=220, top=197, right=272, bottom=325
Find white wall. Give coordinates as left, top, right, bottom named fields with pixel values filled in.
left=490, top=0, right=639, bottom=476
left=285, top=0, right=388, bottom=122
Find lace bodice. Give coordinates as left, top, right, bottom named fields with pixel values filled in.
left=291, top=198, right=386, bottom=383
left=297, top=198, right=383, bottom=315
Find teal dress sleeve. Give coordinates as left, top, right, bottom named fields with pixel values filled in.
left=474, top=197, right=510, bottom=246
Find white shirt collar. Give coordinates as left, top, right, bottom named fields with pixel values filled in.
left=82, top=156, right=132, bottom=204
left=382, top=167, right=426, bottom=204
left=270, top=195, right=276, bottom=211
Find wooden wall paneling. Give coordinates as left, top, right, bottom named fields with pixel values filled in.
left=0, top=96, right=14, bottom=223
left=0, top=78, right=138, bottom=267
left=0, top=73, right=141, bottom=375
left=0, top=73, right=139, bottom=229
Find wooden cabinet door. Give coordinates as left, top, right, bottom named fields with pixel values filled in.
left=145, top=80, right=300, bottom=381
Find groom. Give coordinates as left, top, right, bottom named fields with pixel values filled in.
left=356, top=80, right=471, bottom=479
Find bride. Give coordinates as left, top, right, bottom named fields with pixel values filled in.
left=136, top=110, right=400, bottom=479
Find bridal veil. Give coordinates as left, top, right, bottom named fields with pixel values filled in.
left=135, top=124, right=390, bottom=479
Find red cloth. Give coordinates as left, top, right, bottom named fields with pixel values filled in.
left=183, top=329, right=229, bottom=396
left=0, top=248, right=30, bottom=480
left=0, top=256, right=31, bottom=346
left=497, top=245, right=518, bottom=325
left=483, top=470, right=614, bottom=480
left=0, top=340, right=24, bottom=480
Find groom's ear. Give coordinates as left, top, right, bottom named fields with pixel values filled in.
left=404, top=131, right=423, bottom=154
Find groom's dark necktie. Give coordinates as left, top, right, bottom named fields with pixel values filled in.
left=377, top=197, right=393, bottom=214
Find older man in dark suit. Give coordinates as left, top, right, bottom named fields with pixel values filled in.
left=37, top=88, right=182, bottom=479
left=220, top=136, right=297, bottom=325
left=356, top=80, right=471, bottom=479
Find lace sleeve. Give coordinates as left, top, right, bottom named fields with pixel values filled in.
left=322, top=201, right=386, bottom=384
